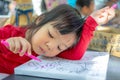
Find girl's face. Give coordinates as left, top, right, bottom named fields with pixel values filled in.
left=31, top=22, right=76, bottom=57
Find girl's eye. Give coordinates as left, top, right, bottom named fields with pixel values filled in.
left=57, top=46, right=62, bottom=51
left=48, top=31, right=54, bottom=38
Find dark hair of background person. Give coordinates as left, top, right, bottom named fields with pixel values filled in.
left=26, top=4, right=85, bottom=47
left=76, top=0, right=94, bottom=8
left=41, top=0, right=47, bottom=12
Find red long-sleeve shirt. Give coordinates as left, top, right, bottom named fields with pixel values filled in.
left=0, top=16, right=98, bottom=74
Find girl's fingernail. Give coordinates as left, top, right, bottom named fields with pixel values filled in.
left=28, top=53, right=31, bottom=56
left=19, top=53, right=24, bottom=56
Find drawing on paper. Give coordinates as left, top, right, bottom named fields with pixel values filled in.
left=15, top=51, right=109, bottom=76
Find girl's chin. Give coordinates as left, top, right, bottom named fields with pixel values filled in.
left=33, top=49, right=42, bottom=55
left=35, top=50, right=46, bottom=55
left=35, top=51, right=43, bottom=55
left=33, top=48, right=46, bottom=55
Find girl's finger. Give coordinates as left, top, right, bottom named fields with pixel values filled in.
left=96, top=7, right=109, bottom=18
left=7, top=39, right=15, bottom=52
left=100, top=6, right=109, bottom=11
left=27, top=43, right=31, bottom=56
left=97, top=11, right=108, bottom=24
left=14, top=38, right=21, bottom=53
left=19, top=40, right=28, bottom=56
left=22, top=39, right=32, bottom=56
left=107, top=8, right=115, bottom=20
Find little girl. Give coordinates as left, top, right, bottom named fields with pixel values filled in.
left=0, top=4, right=115, bottom=74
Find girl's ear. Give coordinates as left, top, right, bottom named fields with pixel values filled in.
left=35, top=15, right=45, bottom=25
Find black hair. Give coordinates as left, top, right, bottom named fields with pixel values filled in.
left=26, top=4, right=85, bottom=46
left=76, top=0, right=94, bottom=8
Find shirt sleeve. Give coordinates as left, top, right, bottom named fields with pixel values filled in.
left=0, top=25, right=25, bottom=39
left=57, top=16, right=98, bottom=60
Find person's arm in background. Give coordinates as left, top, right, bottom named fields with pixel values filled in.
left=58, top=7, right=115, bottom=60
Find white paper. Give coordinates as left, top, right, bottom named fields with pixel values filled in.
left=15, top=51, right=109, bottom=80
left=0, top=73, right=9, bottom=80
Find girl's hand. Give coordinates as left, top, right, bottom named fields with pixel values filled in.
left=90, top=6, right=115, bottom=25
left=6, top=37, right=31, bottom=56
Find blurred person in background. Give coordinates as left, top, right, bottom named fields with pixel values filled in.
left=0, top=0, right=10, bottom=15
left=76, top=0, right=95, bottom=18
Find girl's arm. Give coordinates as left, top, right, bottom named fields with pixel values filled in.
left=57, top=16, right=98, bottom=60
left=58, top=7, right=115, bottom=60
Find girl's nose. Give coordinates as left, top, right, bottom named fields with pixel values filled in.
left=45, top=41, right=57, bottom=51
left=45, top=42, right=51, bottom=50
